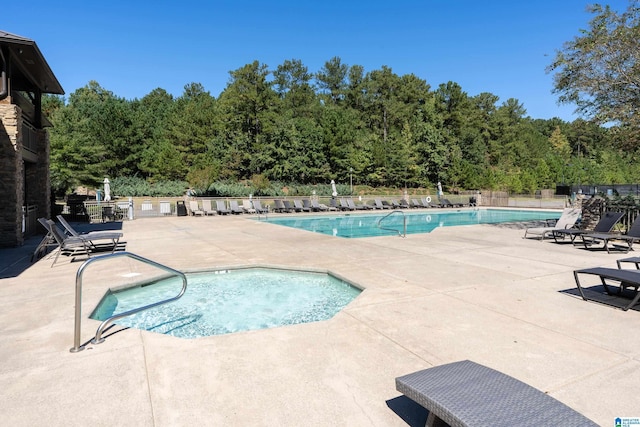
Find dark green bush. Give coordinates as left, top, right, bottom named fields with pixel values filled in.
left=111, top=176, right=188, bottom=197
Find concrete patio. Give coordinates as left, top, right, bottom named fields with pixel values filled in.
left=1, top=211, right=638, bottom=426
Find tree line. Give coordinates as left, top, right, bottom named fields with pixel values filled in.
left=43, top=54, right=638, bottom=196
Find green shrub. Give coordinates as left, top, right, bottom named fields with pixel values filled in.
left=111, top=176, right=188, bottom=197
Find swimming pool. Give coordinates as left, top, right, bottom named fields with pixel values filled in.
left=91, top=268, right=362, bottom=338
left=260, top=208, right=560, bottom=238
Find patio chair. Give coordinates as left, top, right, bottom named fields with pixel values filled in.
left=216, top=200, right=231, bottom=215
left=293, top=199, right=310, bottom=212
left=201, top=200, right=216, bottom=216
left=38, top=218, right=123, bottom=267
left=410, top=199, right=422, bottom=208
left=189, top=201, right=204, bottom=216
left=579, top=214, right=640, bottom=253
left=339, top=198, right=355, bottom=211
left=242, top=200, right=256, bottom=214
left=573, top=267, right=640, bottom=311
left=302, top=199, right=314, bottom=211
left=523, top=207, right=581, bottom=241
left=272, top=199, right=286, bottom=213
left=229, top=200, right=243, bottom=214
left=374, top=199, right=391, bottom=209
left=438, top=198, right=454, bottom=208
left=347, top=198, right=371, bottom=210
left=252, top=200, right=269, bottom=214
left=310, top=200, right=330, bottom=212
left=282, top=200, right=297, bottom=212
left=284, top=200, right=301, bottom=212
left=553, top=211, right=624, bottom=243
left=396, top=360, right=598, bottom=426
left=31, top=223, right=58, bottom=262
left=56, top=215, right=124, bottom=241
left=421, top=197, right=437, bottom=208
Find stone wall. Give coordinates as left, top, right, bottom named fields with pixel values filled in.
left=0, top=104, right=24, bottom=246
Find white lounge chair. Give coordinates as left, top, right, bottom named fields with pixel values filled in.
left=242, top=200, right=256, bottom=214
left=189, top=201, right=204, bottom=216
left=201, top=200, right=216, bottom=216
left=523, top=207, right=581, bottom=241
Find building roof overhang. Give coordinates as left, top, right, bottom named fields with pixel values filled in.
left=0, top=30, right=64, bottom=95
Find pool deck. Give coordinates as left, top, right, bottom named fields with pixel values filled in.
left=1, top=211, right=639, bottom=425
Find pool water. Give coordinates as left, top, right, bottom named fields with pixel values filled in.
left=261, top=208, right=560, bottom=238
left=91, top=268, right=361, bottom=338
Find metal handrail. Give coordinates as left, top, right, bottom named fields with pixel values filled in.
left=377, top=210, right=406, bottom=237
left=70, top=251, right=187, bottom=353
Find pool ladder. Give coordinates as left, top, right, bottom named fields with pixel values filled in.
left=70, top=251, right=187, bottom=353
left=377, top=210, right=406, bottom=237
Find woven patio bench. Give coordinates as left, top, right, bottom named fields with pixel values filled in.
left=395, top=360, right=597, bottom=427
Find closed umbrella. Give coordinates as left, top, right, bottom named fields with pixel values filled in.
left=103, top=178, right=111, bottom=202
left=437, top=181, right=443, bottom=198
left=331, top=180, right=338, bottom=197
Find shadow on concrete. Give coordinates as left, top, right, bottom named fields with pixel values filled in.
left=559, top=286, right=640, bottom=312
left=385, top=395, right=428, bottom=427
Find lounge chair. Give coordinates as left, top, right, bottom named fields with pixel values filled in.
left=293, top=199, right=310, bottom=212
left=31, top=222, right=59, bottom=262
left=38, top=218, right=123, bottom=267
left=229, top=200, right=243, bottom=214
left=273, top=199, right=286, bottom=213
left=553, top=211, right=624, bottom=243
left=421, top=197, right=437, bottom=208
left=339, top=198, right=355, bottom=211
left=573, top=267, right=640, bottom=311
left=252, top=200, right=269, bottom=214
left=374, top=199, right=391, bottom=209
left=242, top=200, right=256, bottom=214
left=438, top=198, right=455, bottom=208
left=302, top=199, right=313, bottom=211
left=216, top=200, right=231, bottom=215
left=579, top=214, right=640, bottom=253
left=410, top=199, right=422, bottom=208
left=311, top=200, right=333, bottom=212
left=523, top=207, right=581, bottom=241
left=285, top=200, right=302, bottom=212
left=282, top=200, right=297, bottom=212
left=396, top=360, right=597, bottom=426
left=200, top=200, right=216, bottom=216
left=56, top=215, right=120, bottom=239
left=347, top=198, right=371, bottom=210
left=189, top=201, right=204, bottom=216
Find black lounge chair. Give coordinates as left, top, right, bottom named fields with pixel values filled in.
left=229, top=200, right=243, bottom=214
left=396, top=360, right=597, bottom=426
left=573, top=267, right=640, bottom=311
left=38, top=218, right=123, bottom=267
left=282, top=200, right=297, bottom=212
left=580, top=214, right=640, bottom=253
left=294, top=199, right=310, bottom=212
left=347, top=198, right=371, bottom=210
left=252, top=200, right=269, bottom=214
left=421, top=197, right=437, bottom=208
left=216, top=200, right=231, bottom=215
left=339, top=198, right=355, bottom=211
left=374, top=199, right=391, bottom=209
left=273, top=199, right=287, bottom=213
left=302, top=199, right=313, bottom=211
left=553, top=211, right=624, bottom=243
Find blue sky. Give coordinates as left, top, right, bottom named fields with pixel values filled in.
left=4, top=0, right=631, bottom=121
